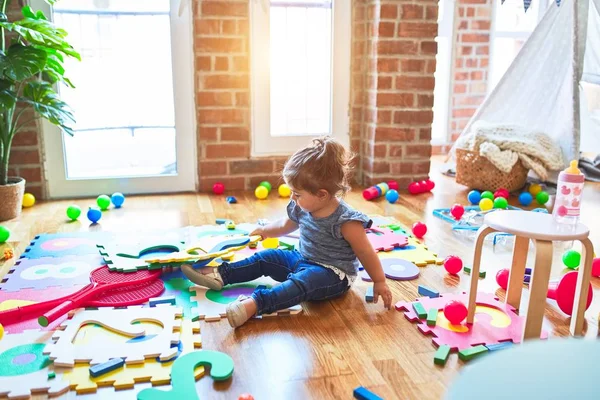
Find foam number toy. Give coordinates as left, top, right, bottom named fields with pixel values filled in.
left=137, top=350, right=234, bottom=400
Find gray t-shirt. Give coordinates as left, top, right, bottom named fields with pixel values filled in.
left=286, top=199, right=372, bottom=276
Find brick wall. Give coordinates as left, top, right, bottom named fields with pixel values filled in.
left=449, top=0, right=493, bottom=143
left=350, top=0, right=438, bottom=188
left=6, top=0, right=44, bottom=199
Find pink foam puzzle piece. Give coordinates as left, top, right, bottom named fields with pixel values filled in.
left=366, top=228, right=409, bottom=252
left=395, top=291, right=548, bottom=351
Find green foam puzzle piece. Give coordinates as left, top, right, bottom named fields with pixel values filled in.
left=137, top=350, right=234, bottom=400
left=458, top=345, right=488, bottom=361
left=427, top=308, right=438, bottom=326
left=434, top=345, right=451, bottom=366
left=412, top=302, right=427, bottom=319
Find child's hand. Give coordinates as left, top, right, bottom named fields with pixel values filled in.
left=373, top=281, right=393, bottom=309
left=250, top=227, right=265, bottom=239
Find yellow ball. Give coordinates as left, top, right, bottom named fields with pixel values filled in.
left=22, top=193, right=35, bottom=208
left=479, top=198, right=494, bottom=211
left=278, top=184, right=291, bottom=198
left=529, top=183, right=542, bottom=196
left=255, top=186, right=269, bottom=200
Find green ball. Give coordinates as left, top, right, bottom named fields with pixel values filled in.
left=562, top=250, right=581, bottom=269
left=97, top=195, right=111, bottom=210
left=66, top=205, right=81, bottom=221
left=536, top=191, right=549, bottom=205
left=493, top=197, right=508, bottom=209
left=481, top=191, right=494, bottom=200
left=259, top=181, right=272, bottom=192
left=0, top=226, right=10, bottom=243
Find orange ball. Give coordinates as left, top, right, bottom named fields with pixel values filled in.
left=238, top=395, right=254, bottom=400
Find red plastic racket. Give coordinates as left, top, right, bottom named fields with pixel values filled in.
left=0, top=266, right=161, bottom=326
left=38, top=266, right=163, bottom=326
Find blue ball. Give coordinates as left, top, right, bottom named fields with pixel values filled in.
left=111, top=192, right=125, bottom=208
left=385, top=189, right=399, bottom=203
left=87, top=207, right=102, bottom=223
left=468, top=190, right=481, bottom=205
left=519, top=192, right=533, bottom=206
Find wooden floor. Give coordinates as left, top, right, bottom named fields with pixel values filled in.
left=2, top=157, right=599, bottom=400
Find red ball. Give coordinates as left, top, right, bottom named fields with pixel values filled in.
left=444, top=255, right=463, bottom=275
left=443, top=300, right=468, bottom=325
left=408, top=181, right=421, bottom=195
left=412, top=221, right=427, bottom=238
left=419, top=180, right=429, bottom=192
left=213, top=182, right=225, bottom=195
left=425, top=179, right=435, bottom=191
left=593, top=258, right=600, bottom=277
left=494, top=189, right=509, bottom=199
left=238, top=395, right=254, bottom=400
left=450, top=204, right=465, bottom=220
left=496, top=268, right=509, bottom=290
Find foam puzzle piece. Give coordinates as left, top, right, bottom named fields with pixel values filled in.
left=99, top=240, right=186, bottom=273
left=21, top=232, right=113, bottom=259
left=137, top=350, right=234, bottom=400
left=44, top=305, right=183, bottom=367
left=186, top=223, right=257, bottom=240
left=0, top=330, right=69, bottom=399
left=60, top=319, right=202, bottom=394
left=0, top=285, right=88, bottom=334
left=190, top=277, right=302, bottom=322
left=379, top=237, right=443, bottom=266
left=0, top=255, right=105, bottom=292
left=395, top=292, right=548, bottom=351
left=100, top=239, right=185, bottom=259
left=366, top=228, right=409, bottom=252
left=187, top=235, right=259, bottom=254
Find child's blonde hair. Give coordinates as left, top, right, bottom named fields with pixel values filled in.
left=283, top=136, right=354, bottom=196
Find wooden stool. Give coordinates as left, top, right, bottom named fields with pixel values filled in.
left=468, top=210, right=593, bottom=340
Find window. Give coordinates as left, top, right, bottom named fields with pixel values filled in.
left=250, top=0, right=351, bottom=155
left=489, top=0, right=550, bottom=92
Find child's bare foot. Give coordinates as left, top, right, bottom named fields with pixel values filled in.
left=226, top=296, right=257, bottom=328
left=181, top=265, right=224, bottom=290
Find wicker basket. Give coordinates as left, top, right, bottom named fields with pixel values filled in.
left=455, top=148, right=528, bottom=192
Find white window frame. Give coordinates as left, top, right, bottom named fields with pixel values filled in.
left=488, top=0, right=550, bottom=94
left=30, top=0, right=197, bottom=198
left=250, top=0, right=351, bottom=156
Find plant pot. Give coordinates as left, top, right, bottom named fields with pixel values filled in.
left=0, top=177, right=26, bottom=222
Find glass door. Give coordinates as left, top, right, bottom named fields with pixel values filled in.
left=31, top=0, right=196, bottom=198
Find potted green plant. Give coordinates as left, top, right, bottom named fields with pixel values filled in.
left=0, top=0, right=79, bottom=221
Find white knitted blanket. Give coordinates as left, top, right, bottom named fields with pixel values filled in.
left=455, top=121, right=565, bottom=180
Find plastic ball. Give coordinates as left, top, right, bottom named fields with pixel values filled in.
left=22, top=193, right=35, bottom=208
left=480, top=191, right=494, bottom=200
left=479, top=198, right=493, bottom=211
left=424, top=179, right=435, bottom=191
left=238, top=395, right=254, bottom=400
left=213, top=182, right=225, bottom=195
left=496, top=268, right=509, bottom=290
left=278, top=184, right=291, bottom=197
left=493, top=197, right=508, bottom=209
left=412, top=221, right=427, bottom=238
left=96, top=195, right=111, bottom=210
left=444, top=255, right=463, bottom=275
left=535, top=191, right=549, bottom=205
left=529, top=183, right=542, bottom=196
left=562, top=250, right=581, bottom=269
left=259, top=181, right=272, bottom=192
left=449, top=204, right=464, bottom=220
left=385, top=189, right=399, bottom=203
left=0, top=226, right=10, bottom=243
left=111, top=192, right=125, bottom=208
left=518, top=192, right=533, bottom=206
left=66, top=205, right=81, bottom=221
left=592, top=258, right=600, bottom=277
left=408, top=181, right=421, bottom=194
left=87, top=207, right=102, bottom=223
left=255, top=186, right=269, bottom=200
left=443, top=300, right=468, bottom=325
left=467, top=190, right=481, bottom=205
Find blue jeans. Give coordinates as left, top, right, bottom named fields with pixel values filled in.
left=218, top=249, right=350, bottom=315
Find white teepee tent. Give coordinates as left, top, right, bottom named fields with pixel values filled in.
left=450, top=0, right=600, bottom=181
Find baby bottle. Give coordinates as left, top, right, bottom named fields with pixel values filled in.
left=552, top=160, right=585, bottom=225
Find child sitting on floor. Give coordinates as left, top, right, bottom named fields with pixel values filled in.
left=182, top=136, right=393, bottom=328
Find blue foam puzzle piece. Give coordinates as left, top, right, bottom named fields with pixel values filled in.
left=365, top=287, right=374, bottom=302
left=353, top=386, right=383, bottom=400
left=21, top=232, right=113, bottom=259
left=485, top=342, right=514, bottom=352
left=89, top=358, right=125, bottom=377
left=418, top=284, right=439, bottom=298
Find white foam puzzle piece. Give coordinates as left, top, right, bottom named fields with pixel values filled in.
left=43, top=305, right=183, bottom=367
left=190, top=276, right=303, bottom=322
left=0, top=330, right=69, bottom=399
